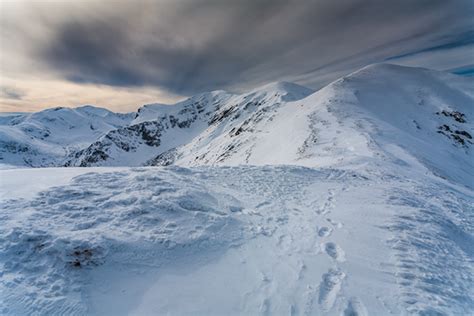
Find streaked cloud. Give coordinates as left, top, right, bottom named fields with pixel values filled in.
left=0, top=78, right=182, bottom=113
left=1, top=0, right=473, bottom=111
left=0, top=86, right=25, bottom=100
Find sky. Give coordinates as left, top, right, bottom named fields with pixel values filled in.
left=0, top=0, right=473, bottom=113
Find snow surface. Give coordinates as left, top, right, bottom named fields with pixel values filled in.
left=1, top=64, right=473, bottom=315
left=1, top=164, right=472, bottom=315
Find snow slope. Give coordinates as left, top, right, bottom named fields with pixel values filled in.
left=64, top=91, right=234, bottom=167
left=65, top=82, right=315, bottom=167
left=1, top=164, right=472, bottom=315
left=0, top=106, right=133, bottom=167
left=171, top=64, right=473, bottom=189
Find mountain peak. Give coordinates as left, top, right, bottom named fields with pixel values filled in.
left=75, top=105, right=115, bottom=117
left=248, top=81, right=314, bottom=101
left=344, top=63, right=451, bottom=81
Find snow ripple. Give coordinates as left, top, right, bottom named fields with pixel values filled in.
left=386, top=186, right=474, bottom=315
left=0, top=168, right=244, bottom=315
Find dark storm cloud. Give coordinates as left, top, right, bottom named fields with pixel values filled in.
left=38, top=0, right=474, bottom=94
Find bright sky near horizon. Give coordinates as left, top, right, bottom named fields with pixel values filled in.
left=0, top=0, right=473, bottom=112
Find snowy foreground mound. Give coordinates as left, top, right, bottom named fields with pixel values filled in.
left=1, top=164, right=473, bottom=315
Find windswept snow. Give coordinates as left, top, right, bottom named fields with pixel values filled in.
left=1, top=164, right=472, bottom=315
left=1, top=64, right=473, bottom=315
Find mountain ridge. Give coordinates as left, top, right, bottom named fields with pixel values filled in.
left=1, top=64, right=472, bottom=189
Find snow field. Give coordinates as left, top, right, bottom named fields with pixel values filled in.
left=1, top=164, right=472, bottom=315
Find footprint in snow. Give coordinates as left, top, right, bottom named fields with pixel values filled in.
left=321, top=242, right=346, bottom=262
left=326, top=218, right=343, bottom=228
left=318, top=269, right=346, bottom=311
left=343, top=297, right=368, bottom=316
left=318, top=226, right=332, bottom=237
left=316, top=189, right=336, bottom=215
left=260, top=298, right=271, bottom=316
left=277, top=234, right=292, bottom=250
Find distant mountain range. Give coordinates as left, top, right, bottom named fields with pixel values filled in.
left=1, top=64, right=472, bottom=188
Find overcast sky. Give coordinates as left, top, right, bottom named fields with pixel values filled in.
left=1, top=0, right=473, bottom=112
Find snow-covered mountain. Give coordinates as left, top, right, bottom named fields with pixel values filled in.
left=64, top=91, right=234, bottom=167
left=63, top=82, right=316, bottom=167
left=1, top=64, right=473, bottom=315
left=5, top=64, right=467, bottom=189
left=164, top=64, right=472, bottom=189
left=0, top=106, right=133, bottom=167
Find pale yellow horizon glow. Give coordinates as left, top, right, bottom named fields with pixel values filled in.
left=0, top=77, right=184, bottom=113
left=0, top=0, right=185, bottom=113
